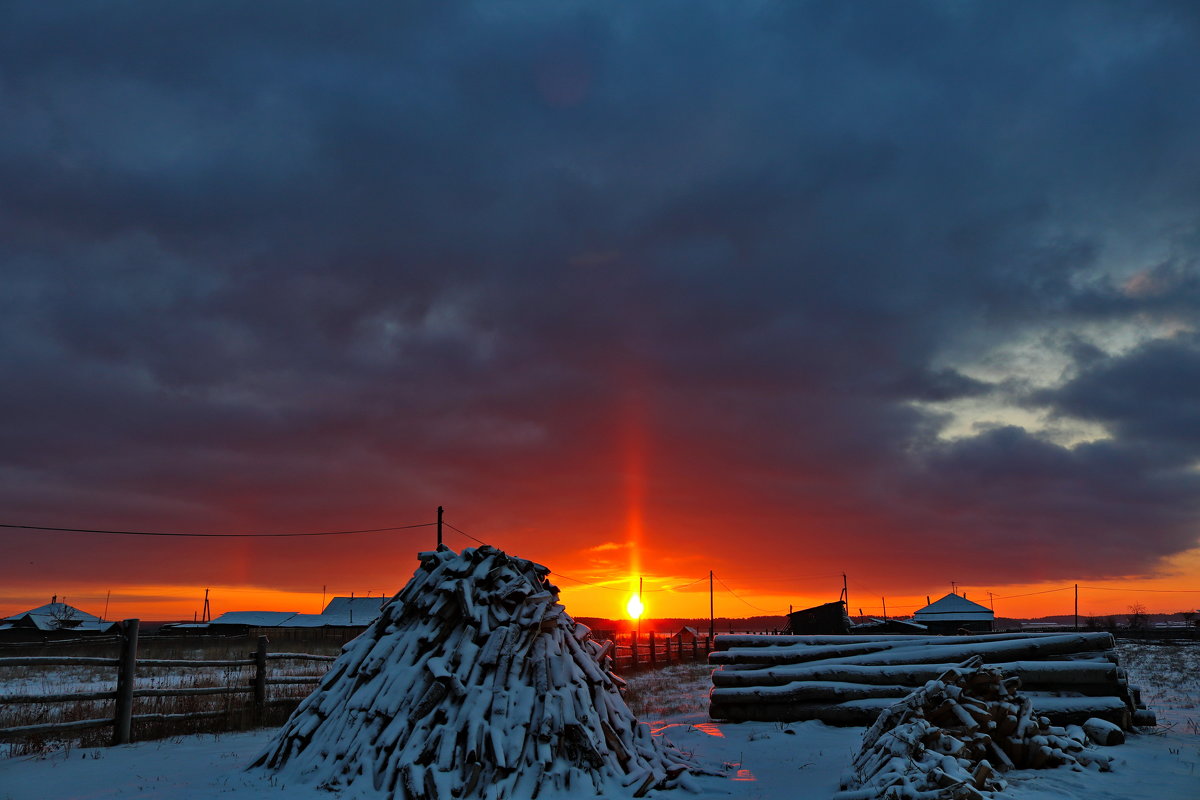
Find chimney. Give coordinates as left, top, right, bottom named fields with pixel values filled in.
left=52, top=594, right=57, bottom=604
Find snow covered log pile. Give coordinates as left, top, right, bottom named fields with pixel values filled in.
left=833, top=659, right=1114, bottom=800
left=254, top=545, right=697, bottom=798
left=709, top=632, right=1153, bottom=728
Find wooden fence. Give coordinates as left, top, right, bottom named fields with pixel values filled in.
left=0, top=623, right=717, bottom=749
left=0, top=619, right=334, bottom=746
left=610, top=632, right=714, bottom=672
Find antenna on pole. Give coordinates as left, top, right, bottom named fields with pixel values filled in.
left=437, top=506, right=444, bottom=549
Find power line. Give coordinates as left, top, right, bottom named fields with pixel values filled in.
left=0, top=521, right=437, bottom=538
left=716, top=573, right=844, bottom=582
left=714, top=575, right=784, bottom=615
left=442, top=522, right=488, bottom=546
left=993, top=586, right=1073, bottom=600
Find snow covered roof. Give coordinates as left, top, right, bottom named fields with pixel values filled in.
left=201, top=598, right=387, bottom=629
left=318, top=596, right=386, bottom=625
left=851, top=618, right=928, bottom=631
left=913, top=593, right=994, bottom=622
left=2, top=602, right=116, bottom=632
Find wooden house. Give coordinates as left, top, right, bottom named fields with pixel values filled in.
left=672, top=625, right=701, bottom=643
left=0, top=600, right=118, bottom=642
left=913, top=592, right=994, bottom=634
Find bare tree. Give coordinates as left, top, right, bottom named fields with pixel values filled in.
left=1126, top=602, right=1148, bottom=631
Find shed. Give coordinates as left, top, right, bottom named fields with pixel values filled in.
left=913, top=593, right=994, bottom=634
left=672, top=625, right=701, bottom=643
left=784, top=600, right=851, bottom=635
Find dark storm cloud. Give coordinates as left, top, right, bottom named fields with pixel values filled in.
left=3, top=1, right=1200, bottom=592
left=1037, top=333, right=1200, bottom=455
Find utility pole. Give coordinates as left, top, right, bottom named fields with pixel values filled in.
left=709, top=570, right=714, bottom=641
left=882, top=596, right=888, bottom=620
left=638, top=576, right=643, bottom=637
left=842, top=572, right=848, bottom=614
left=987, top=591, right=994, bottom=612
left=1074, top=584, right=1079, bottom=631
left=202, top=588, right=211, bottom=623
left=437, top=506, right=444, bottom=549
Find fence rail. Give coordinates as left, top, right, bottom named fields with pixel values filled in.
left=0, top=623, right=716, bottom=748
left=0, top=619, right=328, bottom=746
left=609, top=631, right=715, bottom=672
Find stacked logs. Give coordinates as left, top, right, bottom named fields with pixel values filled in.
left=254, top=545, right=696, bottom=799
left=834, top=659, right=1114, bottom=800
left=709, top=633, right=1154, bottom=728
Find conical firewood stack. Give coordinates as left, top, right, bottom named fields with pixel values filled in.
left=253, top=545, right=696, bottom=798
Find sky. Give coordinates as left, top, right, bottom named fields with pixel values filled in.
left=3, top=1, right=1200, bottom=624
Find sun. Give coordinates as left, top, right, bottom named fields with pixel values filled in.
left=626, top=593, right=644, bottom=620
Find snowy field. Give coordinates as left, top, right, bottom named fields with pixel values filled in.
left=1, top=642, right=1197, bottom=799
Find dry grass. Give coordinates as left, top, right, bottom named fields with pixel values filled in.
left=1116, top=638, right=1200, bottom=735
left=622, top=662, right=713, bottom=721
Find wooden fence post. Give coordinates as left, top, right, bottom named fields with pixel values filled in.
left=692, top=637, right=698, bottom=661
left=648, top=632, right=656, bottom=668
left=253, top=635, right=268, bottom=723
left=112, top=618, right=139, bottom=745
left=676, top=635, right=683, bottom=662
left=629, top=632, right=638, bottom=672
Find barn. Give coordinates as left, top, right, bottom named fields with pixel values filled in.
left=913, top=592, right=994, bottom=634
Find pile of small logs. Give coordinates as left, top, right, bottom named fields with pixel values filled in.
left=834, top=658, right=1115, bottom=800
left=254, top=545, right=697, bottom=799
left=709, top=632, right=1154, bottom=728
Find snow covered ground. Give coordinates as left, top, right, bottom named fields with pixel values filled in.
left=2, top=646, right=1197, bottom=799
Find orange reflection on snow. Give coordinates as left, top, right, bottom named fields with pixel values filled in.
left=731, top=766, right=756, bottom=782
left=649, top=721, right=725, bottom=738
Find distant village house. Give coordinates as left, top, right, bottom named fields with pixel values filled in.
left=912, top=592, right=995, bottom=634
left=0, top=597, right=118, bottom=642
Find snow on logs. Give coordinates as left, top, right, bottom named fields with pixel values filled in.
left=834, top=661, right=1114, bottom=800
left=709, top=632, right=1152, bottom=729
left=254, top=545, right=697, bottom=799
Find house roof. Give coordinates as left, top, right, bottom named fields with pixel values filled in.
left=913, top=593, right=994, bottom=621
left=202, top=597, right=388, bottom=629
left=320, top=597, right=387, bottom=625
left=850, top=617, right=928, bottom=631
left=1, top=602, right=116, bottom=632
